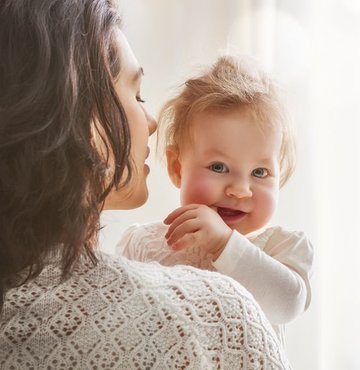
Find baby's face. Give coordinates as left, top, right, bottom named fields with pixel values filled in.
left=172, top=108, right=282, bottom=235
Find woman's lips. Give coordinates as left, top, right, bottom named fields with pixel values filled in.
left=217, top=207, right=248, bottom=224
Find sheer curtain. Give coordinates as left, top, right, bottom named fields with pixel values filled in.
left=101, top=1, right=360, bottom=368
left=311, top=0, right=360, bottom=369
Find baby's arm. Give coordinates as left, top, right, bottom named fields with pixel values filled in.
left=213, top=229, right=313, bottom=324
left=164, top=205, right=313, bottom=324
left=117, top=218, right=228, bottom=270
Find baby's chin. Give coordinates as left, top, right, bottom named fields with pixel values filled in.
left=224, top=217, right=266, bottom=236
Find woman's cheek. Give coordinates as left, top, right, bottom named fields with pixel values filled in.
left=180, top=173, right=215, bottom=206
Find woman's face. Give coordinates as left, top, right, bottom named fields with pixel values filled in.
left=103, top=31, right=157, bottom=210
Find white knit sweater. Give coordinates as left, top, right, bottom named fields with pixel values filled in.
left=0, top=252, right=290, bottom=369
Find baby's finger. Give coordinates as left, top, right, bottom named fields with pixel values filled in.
left=165, top=209, right=198, bottom=239
left=167, top=219, right=201, bottom=247
left=164, top=204, right=200, bottom=225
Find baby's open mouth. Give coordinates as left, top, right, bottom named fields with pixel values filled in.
left=217, top=207, right=248, bottom=223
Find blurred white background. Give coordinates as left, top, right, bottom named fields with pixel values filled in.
left=100, top=1, right=360, bottom=369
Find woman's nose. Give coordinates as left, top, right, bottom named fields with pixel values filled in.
left=225, top=181, right=252, bottom=199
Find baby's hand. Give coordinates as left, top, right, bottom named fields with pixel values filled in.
left=163, top=204, right=232, bottom=259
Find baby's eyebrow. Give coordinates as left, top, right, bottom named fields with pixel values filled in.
left=203, top=148, right=227, bottom=157
left=256, top=157, right=276, bottom=166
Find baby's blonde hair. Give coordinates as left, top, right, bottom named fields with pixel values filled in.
left=158, top=55, right=296, bottom=187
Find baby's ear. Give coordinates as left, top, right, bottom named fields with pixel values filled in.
left=166, top=145, right=181, bottom=188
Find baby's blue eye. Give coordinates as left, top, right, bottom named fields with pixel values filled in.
left=252, top=168, right=269, bottom=178
left=209, top=162, right=229, bottom=173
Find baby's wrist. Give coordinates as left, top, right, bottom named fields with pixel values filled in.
left=211, top=230, right=232, bottom=261
left=211, top=246, right=224, bottom=262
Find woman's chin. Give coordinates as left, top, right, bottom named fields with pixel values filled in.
left=127, top=190, right=149, bottom=209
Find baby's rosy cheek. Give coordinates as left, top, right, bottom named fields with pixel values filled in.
left=181, top=177, right=215, bottom=205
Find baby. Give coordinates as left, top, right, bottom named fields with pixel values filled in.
left=117, top=55, right=313, bottom=345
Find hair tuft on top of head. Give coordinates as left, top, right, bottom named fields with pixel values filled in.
left=157, top=54, right=296, bottom=188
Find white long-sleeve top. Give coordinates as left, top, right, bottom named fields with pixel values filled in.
left=117, top=222, right=314, bottom=345
left=0, top=251, right=291, bottom=369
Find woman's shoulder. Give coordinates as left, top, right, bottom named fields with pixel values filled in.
left=1, top=253, right=290, bottom=369
left=99, top=254, right=289, bottom=362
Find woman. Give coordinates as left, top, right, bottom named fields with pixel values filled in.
left=0, top=0, right=290, bottom=368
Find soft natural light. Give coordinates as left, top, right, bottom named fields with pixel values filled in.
left=99, top=1, right=360, bottom=368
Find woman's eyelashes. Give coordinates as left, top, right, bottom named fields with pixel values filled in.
left=136, top=93, right=145, bottom=103
left=208, top=162, right=229, bottom=173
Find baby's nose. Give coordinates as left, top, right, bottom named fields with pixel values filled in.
left=225, top=181, right=252, bottom=199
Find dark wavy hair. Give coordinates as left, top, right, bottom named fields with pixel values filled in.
left=0, top=0, right=131, bottom=311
